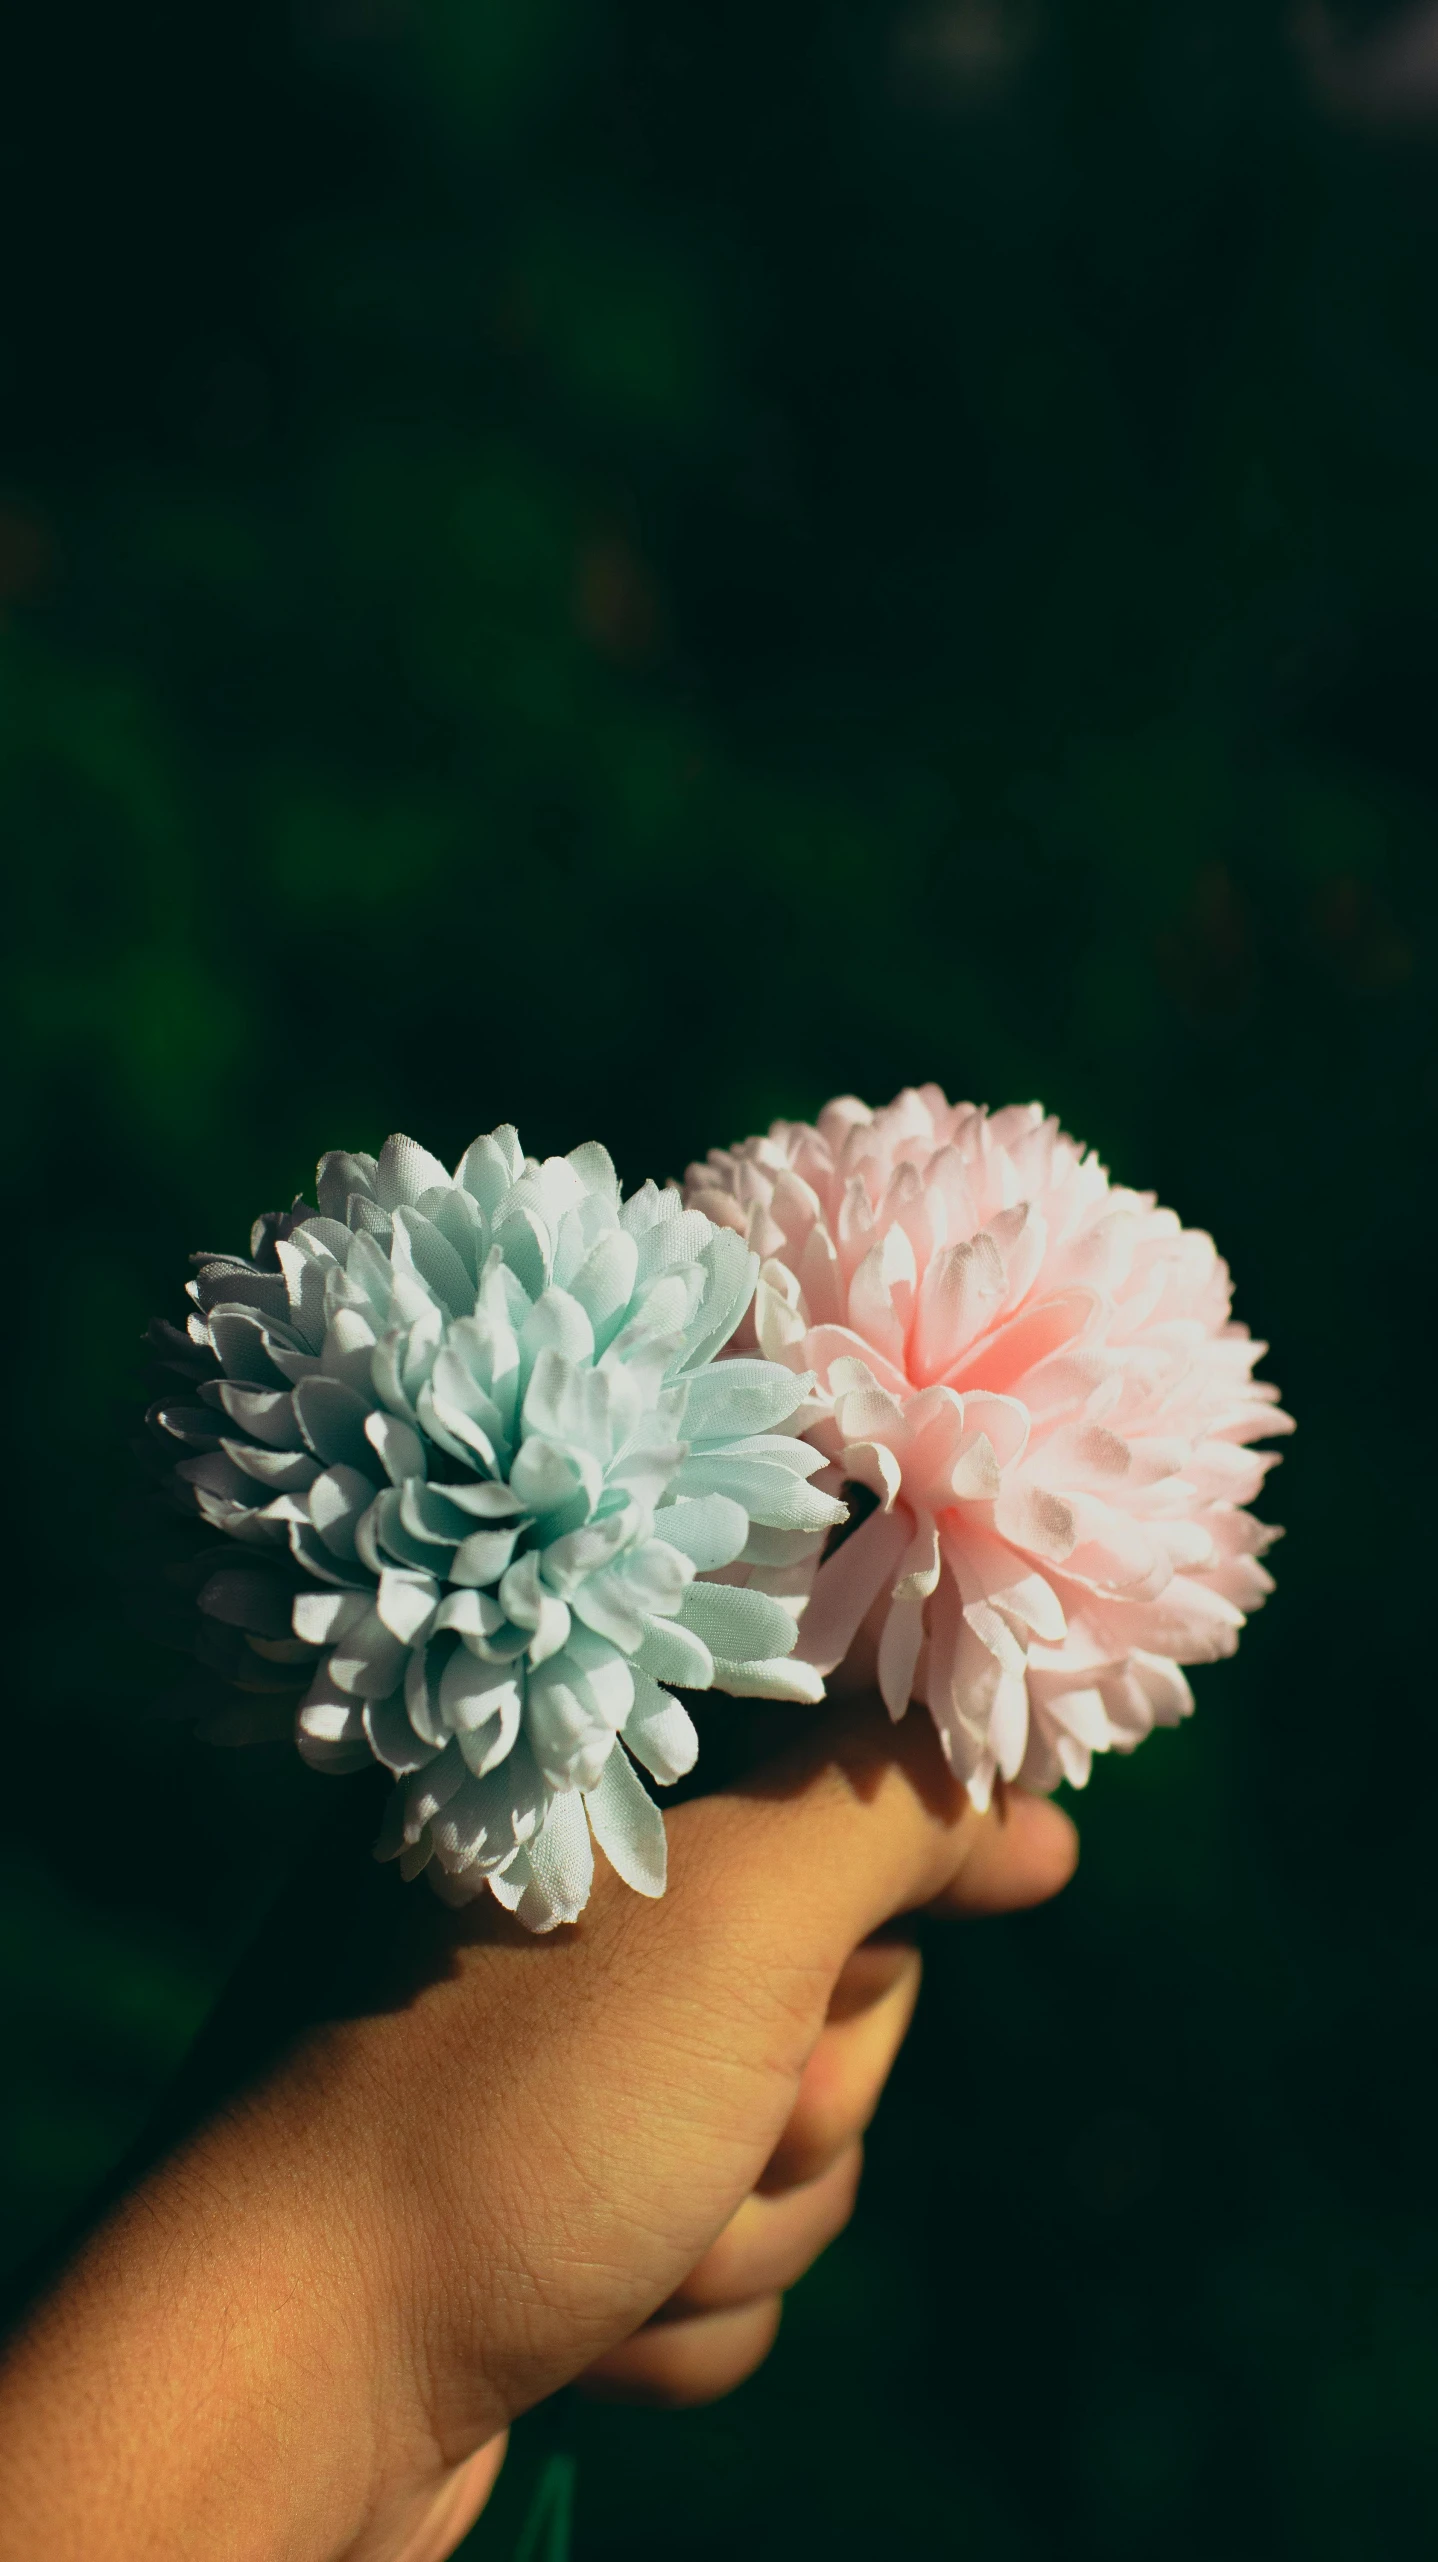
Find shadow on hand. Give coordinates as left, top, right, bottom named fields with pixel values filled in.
left=4, top=1690, right=961, bottom=2326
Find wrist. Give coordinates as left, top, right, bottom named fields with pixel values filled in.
left=0, top=2066, right=403, bottom=2562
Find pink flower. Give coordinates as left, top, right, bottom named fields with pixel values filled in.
left=686, top=1089, right=1290, bottom=1806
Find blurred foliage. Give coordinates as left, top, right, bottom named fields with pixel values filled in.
left=4, top=0, right=1438, bottom=2553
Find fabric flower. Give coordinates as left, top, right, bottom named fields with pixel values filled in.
left=686, top=1088, right=1290, bottom=1807
left=150, top=1127, right=844, bottom=1930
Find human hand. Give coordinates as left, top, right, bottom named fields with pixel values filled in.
left=0, top=1698, right=1076, bottom=2562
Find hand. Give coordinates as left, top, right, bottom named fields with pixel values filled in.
left=0, top=1699, right=1076, bottom=2562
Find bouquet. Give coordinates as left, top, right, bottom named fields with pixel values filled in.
left=147, top=1089, right=1289, bottom=1927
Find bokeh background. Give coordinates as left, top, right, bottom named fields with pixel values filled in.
left=5, top=1, right=1438, bottom=2552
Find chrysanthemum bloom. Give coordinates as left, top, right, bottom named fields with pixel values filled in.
left=687, top=1089, right=1290, bottom=1807
left=150, top=1128, right=843, bottom=1929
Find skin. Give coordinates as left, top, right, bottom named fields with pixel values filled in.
left=0, top=1698, right=1077, bottom=2562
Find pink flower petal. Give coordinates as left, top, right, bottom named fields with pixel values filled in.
left=791, top=1504, right=912, bottom=1674
left=687, top=1088, right=1288, bottom=1801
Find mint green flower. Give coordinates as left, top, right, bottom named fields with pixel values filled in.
left=151, top=1128, right=844, bottom=1930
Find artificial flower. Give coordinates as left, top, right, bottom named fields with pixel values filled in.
left=150, top=1128, right=843, bottom=1928
left=687, top=1088, right=1289, bottom=1806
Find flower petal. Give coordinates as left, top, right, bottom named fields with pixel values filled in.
left=585, top=1747, right=667, bottom=1897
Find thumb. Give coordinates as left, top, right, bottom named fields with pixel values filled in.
left=659, top=1694, right=1078, bottom=1982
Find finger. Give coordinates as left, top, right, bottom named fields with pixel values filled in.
left=759, top=1945, right=920, bottom=2193
left=390, top=2432, right=508, bottom=2562
left=658, top=2141, right=862, bottom=2315
left=825, top=1928, right=920, bottom=2023
left=665, top=1693, right=1077, bottom=1978
left=579, top=2296, right=783, bottom=2409
left=926, top=1784, right=1079, bottom=1918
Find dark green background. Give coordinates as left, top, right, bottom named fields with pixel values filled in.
left=4, top=2, right=1436, bottom=2552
